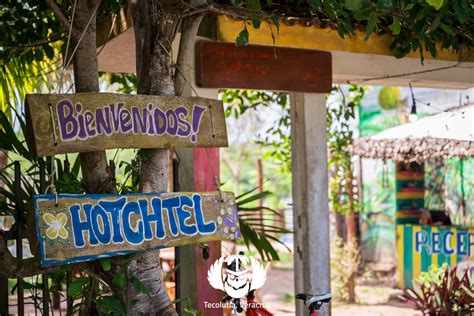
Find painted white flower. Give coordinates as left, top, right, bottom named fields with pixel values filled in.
left=43, top=213, right=68, bottom=240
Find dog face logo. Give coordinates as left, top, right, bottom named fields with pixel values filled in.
left=207, top=254, right=267, bottom=299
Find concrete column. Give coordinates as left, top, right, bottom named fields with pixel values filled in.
left=291, top=93, right=331, bottom=315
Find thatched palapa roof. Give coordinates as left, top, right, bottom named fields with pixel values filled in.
left=352, top=105, right=474, bottom=163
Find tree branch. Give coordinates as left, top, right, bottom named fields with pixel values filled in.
left=0, top=233, right=55, bottom=278
left=45, top=0, right=71, bottom=31
left=175, top=1, right=206, bottom=96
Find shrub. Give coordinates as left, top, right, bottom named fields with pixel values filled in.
left=402, top=265, right=473, bottom=315
left=331, top=237, right=360, bottom=302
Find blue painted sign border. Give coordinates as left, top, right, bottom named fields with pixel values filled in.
left=34, top=192, right=239, bottom=267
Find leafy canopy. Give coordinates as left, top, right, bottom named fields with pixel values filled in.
left=0, top=0, right=472, bottom=84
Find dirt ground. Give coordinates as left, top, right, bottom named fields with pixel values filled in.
left=260, top=267, right=419, bottom=316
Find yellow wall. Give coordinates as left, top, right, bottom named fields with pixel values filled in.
left=216, top=16, right=474, bottom=62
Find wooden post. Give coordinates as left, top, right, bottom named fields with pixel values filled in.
left=174, top=65, right=222, bottom=314
left=175, top=148, right=222, bottom=315
left=291, top=93, right=330, bottom=316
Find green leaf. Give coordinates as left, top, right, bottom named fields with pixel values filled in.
left=364, top=12, right=378, bottom=40
left=130, top=276, right=151, bottom=297
left=163, top=263, right=180, bottom=282
left=389, top=17, right=401, bottom=35
left=97, top=296, right=126, bottom=315
left=429, top=5, right=447, bottom=33
left=113, top=270, right=127, bottom=288
left=425, top=0, right=444, bottom=10
left=235, top=186, right=260, bottom=200
left=247, top=0, right=262, bottom=10
left=237, top=191, right=272, bottom=206
left=322, top=0, right=337, bottom=19
left=425, top=39, right=437, bottom=57
left=251, top=17, right=261, bottom=29
left=452, top=0, right=467, bottom=23
left=67, top=277, right=89, bottom=297
left=440, top=23, right=453, bottom=35
left=236, top=27, right=249, bottom=46
left=345, top=0, right=361, bottom=11
left=377, top=0, right=392, bottom=9
left=337, top=23, right=346, bottom=39
left=100, top=258, right=112, bottom=271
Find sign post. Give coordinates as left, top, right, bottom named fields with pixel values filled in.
left=35, top=192, right=239, bottom=267
left=196, top=41, right=332, bottom=93
left=26, top=92, right=228, bottom=157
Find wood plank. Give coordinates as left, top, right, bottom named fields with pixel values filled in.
left=195, top=41, right=332, bottom=93
left=25, top=93, right=228, bottom=157
left=34, top=192, right=239, bottom=267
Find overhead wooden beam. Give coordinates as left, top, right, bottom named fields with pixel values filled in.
left=98, top=26, right=473, bottom=89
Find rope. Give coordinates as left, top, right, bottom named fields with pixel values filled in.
left=48, top=103, right=58, bottom=146
left=45, top=157, right=59, bottom=206
left=205, top=147, right=224, bottom=202
left=55, top=0, right=102, bottom=93
left=62, top=0, right=77, bottom=70
left=49, top=0, right=103, bottom=204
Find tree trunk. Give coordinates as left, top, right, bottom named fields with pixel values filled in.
left=72, top=0, right=117, bottom=195
left=69, top=1, right=117, bottom=315
left=345, top=166, right=357, bottom=303
left=335, top=211, right=345, bottom=240
left=127, top=1, right=180, bottom=314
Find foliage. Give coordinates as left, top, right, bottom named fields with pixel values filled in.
left=402, top=266, right=473, bottom=315
left=1, top=0, right=473, bottom=71
left=0, top=0, right=64, bottom=66
left=100, top=72, right=138, bottom=95
left=220, top=89, right=292, bottom=173
left=327, top=85, right=365, bottom=215
left=0, top=112, right=152, bottom=314
left=417, top=263, right=448, bottom=287
left=236, top=187, right=291, bottom=261
left=221, top=86, right=366, bottom=216
left=231, top=0, right=473, bottom=61
left=220, top=142, right=291, bottom=216
left=330, top=237, right=361, bottom=302
left=0, top=0, right=126, bottom=118
left=220, top=89, right=287, bottom=118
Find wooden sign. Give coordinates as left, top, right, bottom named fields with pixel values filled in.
left=195, top=41, right=332, bottom=93
left=26, top=93, right=228, bottom=157
left=34, top=192, right=239, bottom=266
